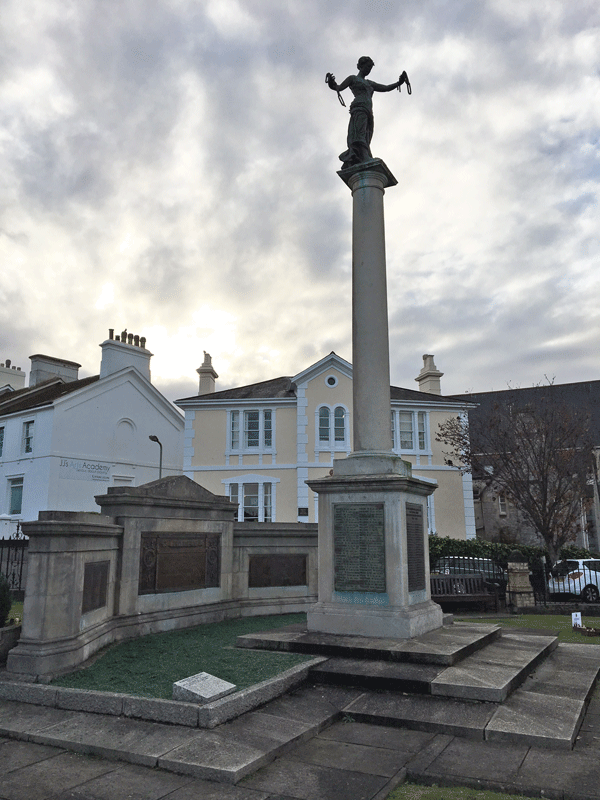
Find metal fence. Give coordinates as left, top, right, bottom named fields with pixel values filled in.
left=0, top=527, right=28, bottom=600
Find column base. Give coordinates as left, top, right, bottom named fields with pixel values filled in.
left=333, top=451, right=412, bottom=477
left=307, top=599, right=443, bottom=640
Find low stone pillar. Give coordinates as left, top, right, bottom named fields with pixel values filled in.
left=7, top=511, right=123, bottom=679
left=506, top=550, right=535, bottom=611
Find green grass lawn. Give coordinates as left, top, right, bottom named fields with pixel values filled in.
left=7, top=600, right=23, bottom=624
left=456, top=613, right=600, bottom=645
left=387, top=784, right=536, bottom=800
left=51, top=613, right=312, bottom=699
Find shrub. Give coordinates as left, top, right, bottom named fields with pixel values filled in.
left=428, top=536, right=598, bottom=571
left=0, top=574, right=12, bottom=628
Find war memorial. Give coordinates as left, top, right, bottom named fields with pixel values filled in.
left=1, top=59, right=600, bottom=799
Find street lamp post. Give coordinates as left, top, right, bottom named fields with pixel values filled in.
left=148, top=435, right=163, bottom=480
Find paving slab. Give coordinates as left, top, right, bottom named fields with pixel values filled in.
left=157, top=729, right=274, bottom=784
left=163, top=781, right=272, bottom=800
left=258, top=685, right=362, bottom=726
left=344, top=690, right=496, bottom=738
left=289, top=736, right=414, bottom=777
left=0, top=739, right=66, bottom=774
left=50, top=761, right=194, bottom=800
left=410, top=735, right=529, bottom=785
left=0, top=699, right=78, bottom=738
left=220, top=710, right=316, bottom=753
left=430, top=632, right=558, bottom=701
left=241, top=756, right=389, bottom=800
left=26, top=711, right=202, bottom=767
left=486, top=690, right=586, bottom=749
left=319, top=720, right=435, bottom=753
left=0, top=750, right=115, bottom=800
left=516, top=746, right=600, bottom=800
left=522, top=642, right=600, bottom=702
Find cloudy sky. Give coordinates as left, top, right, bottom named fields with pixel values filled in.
left=2, top=0, right=599, bottom=403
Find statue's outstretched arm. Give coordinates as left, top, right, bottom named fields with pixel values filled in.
left=326, top=74, right=353, bottom=93
left=370, top=80, right=401, bottom=92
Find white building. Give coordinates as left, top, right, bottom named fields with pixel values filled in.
left=0, top=331, right=184, bottom=536
left=176, top=352, right=476, bottom=540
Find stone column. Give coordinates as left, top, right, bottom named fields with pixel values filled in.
left=334, top=160, right=408, bottom=477
left=306, top=159, right=442, bottom=639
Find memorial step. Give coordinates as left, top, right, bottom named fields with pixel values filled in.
left=430, top=632, right=559, bottom=702
left=309, top=632, right=558, bottom=702
left=237, top=621, right=501, bottom=666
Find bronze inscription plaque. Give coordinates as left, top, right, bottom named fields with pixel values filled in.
left=248, top=555, right=307, bottom=588
left=406, top=502, right=426, bottom=592
left=334, top=503, right=386, bottom=593
left=82, top=560, right=110, bottom=614
left=139, top=532, right=221, bottom=595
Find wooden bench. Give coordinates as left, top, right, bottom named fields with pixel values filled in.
left=430, top=572, right=500, bottom=611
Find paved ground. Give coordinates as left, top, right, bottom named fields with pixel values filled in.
left=0, top=684, right=600, bottom=800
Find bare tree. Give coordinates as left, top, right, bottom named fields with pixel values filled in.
left=436, top=397, right=595, bottom=563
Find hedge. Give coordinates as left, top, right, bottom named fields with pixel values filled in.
left=428, top=536, right=598, bottom=570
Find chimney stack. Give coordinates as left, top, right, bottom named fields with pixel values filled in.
left=197, top=352, right=218, bottom=395
left=0, top=359, right=26, bottom=391
left=415, top=354, right=443, bottom=395
left=29, top=355, right=80, bottom=387
left=100, top=329, right=152, bottom=381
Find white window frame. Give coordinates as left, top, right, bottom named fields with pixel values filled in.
left=22, top=420, right=34, bottom=454
left=227, top=409, right=275, bottom=454
left=498, top=492, right=507, bottom=516
left=391, top=409, right=430, bottom=455
left=8, top=476, right=24, bottom=516
left=223, top=474, right=279, bottom=522
left=315, top=404, right=349, bottom=451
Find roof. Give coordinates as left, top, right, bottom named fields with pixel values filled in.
left=177, top=373, right=471, bottom=406
left=390, top=384, right=465, bottom=404
left=446, top=380, right=600, bottom=430
left=0, top=375, right=100, bottom=417
left=177, top=376, right=296, bottom=403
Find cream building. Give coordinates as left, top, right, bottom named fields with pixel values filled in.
left=176, top=353, right=475, bottom=539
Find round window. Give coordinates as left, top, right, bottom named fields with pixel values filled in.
left=326, top=375, right=338, bottom=387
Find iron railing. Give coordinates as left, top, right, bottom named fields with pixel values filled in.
left=0, top=524, right=28, bottom=599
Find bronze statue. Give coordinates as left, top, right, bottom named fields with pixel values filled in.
left=326, top=57, right=411, bottom=169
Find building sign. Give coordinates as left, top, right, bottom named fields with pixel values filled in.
left=59, top=458, right=111, bottom=482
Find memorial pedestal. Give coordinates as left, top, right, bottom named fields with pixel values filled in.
left=306, top=471, right=443, bottom=639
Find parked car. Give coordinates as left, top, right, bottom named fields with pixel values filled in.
left=431, top=556, right=507, bottom=588
left=548, top=559, right=600, bottom=603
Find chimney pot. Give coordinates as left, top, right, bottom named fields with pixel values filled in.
left=5, top=359, right=11, bottom=368
left=127, top=333, right=134, bottom=345
left=140, top=337, right=146, bottom=349
left=109, top=329, right=114, bottom=340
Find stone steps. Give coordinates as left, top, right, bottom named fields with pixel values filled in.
left=333, top=640, right=600, bottom=750
left=237, top=621, right=502, bottom=666
left=309, top=632, right=558, bottom=702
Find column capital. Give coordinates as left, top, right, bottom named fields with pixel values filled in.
left=337, top=158, right=398, bottom=191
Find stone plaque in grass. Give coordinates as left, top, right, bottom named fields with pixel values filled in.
left=173, top=672, right=236, bottom=704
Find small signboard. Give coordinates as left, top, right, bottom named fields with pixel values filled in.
left=572, top=611, right=582, bottom=628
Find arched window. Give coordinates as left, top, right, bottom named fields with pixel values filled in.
left=316, top=405, right=348, bottom=449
